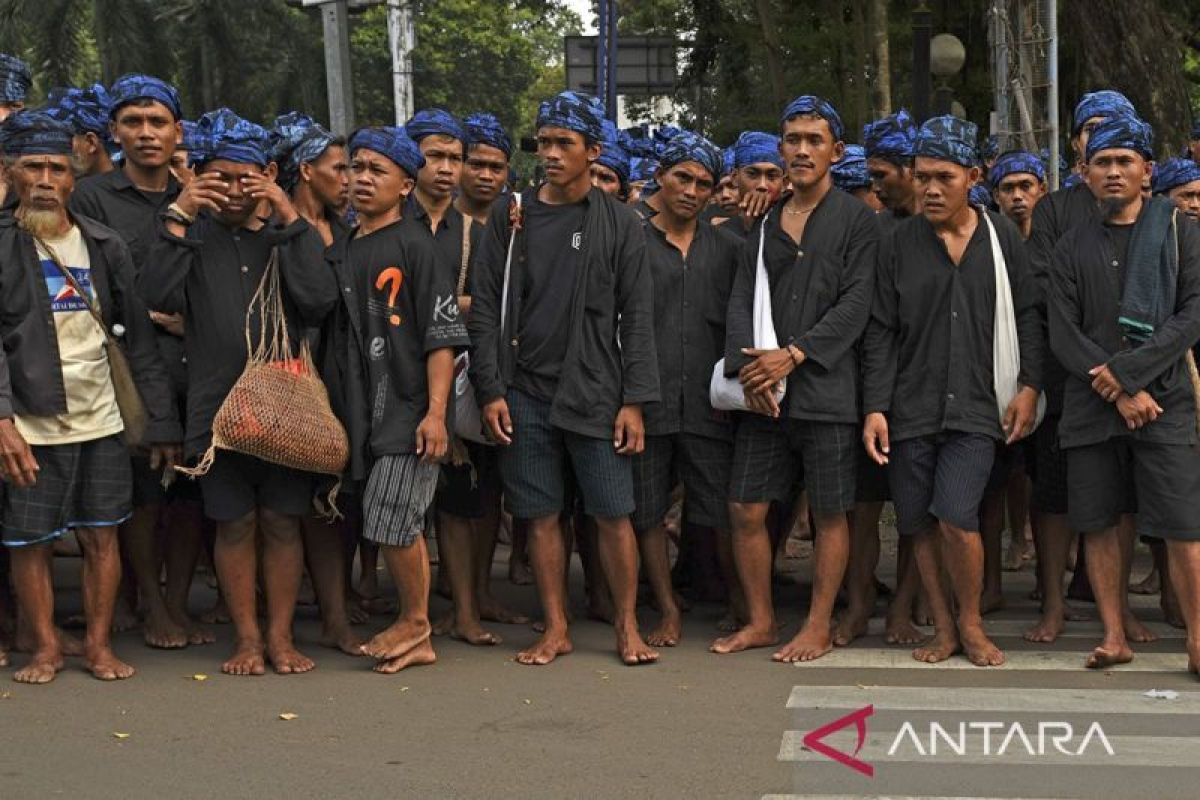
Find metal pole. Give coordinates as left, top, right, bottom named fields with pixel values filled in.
left=596, top=0, right=609, bottom=105
left=912, top=1, right=932, bottom=122
left=321, top=0, right=355, bottom=135
left=988, top=0, right=1010, bottom=148
left=605, top=2, right=618, bottom=121
left=1046, top=0, right=1060, bottom=190
left=387, top=0, right=415, bottom=124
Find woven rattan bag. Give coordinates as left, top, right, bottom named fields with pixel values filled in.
left=179, top=249, right=349, bottom=493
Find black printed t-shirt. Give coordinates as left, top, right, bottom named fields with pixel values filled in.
left=512, top=196, right=586, bottom=402
left=354, top=219, right=469, bottom=457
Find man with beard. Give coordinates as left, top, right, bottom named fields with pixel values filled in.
left=718, top=96, right=878, bottom=662
left=863, top=116, right=1042, bottom=667
left=139, top=108, right=336, bottom=676
left=1049, top=114, right=1200, bottom=675
left=469, top=91, right=660, bottom=666
left=46, top=84, right=117, bottom=178
left=0, top=111, right=178, bottom=682
left=1152, top=158, right=1200, bottom=223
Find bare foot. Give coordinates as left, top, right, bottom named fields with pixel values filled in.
left=15, top=626, right=84, bottom=657
left=832, top=607, right=872, bottom=647
left=200, top=598, right=231, bottom=625
left=616, top=627, right=659, bottom=665
left=478, top=597, right=531, bottom=626
left=0, top=647, right=7, bottom=668
left=13, top=649, right=62, bottom=684
left=773, top=621, right=833, bottom=663
left=531, top=607, right=574, bottom=634
left=112, top=598, right=138, bottom=633
left=320, top=623, right=366, bottom=656
left=1085, top=639, right=1134, bottom=669
left=1163, top=601, right=1186, bottom=630
left=344, top=592, right=371, bottom=625
left=1124, top=612, right=1157, bottom=643
left=1063, top=604, right=1091, bottom=622
left=516, top=629, right=573, bottom=665
left=1130, top=568, right=1160, bottom=595
left=960, top=624, right=1006, bottom=666
left=431, top=611, right=453, bottom=637
left=710, top=624, right=779, bottom=654
left=1003, top=541, right=1032, bottom=571
left=884, top=614, right=927, bottom=645
left=374, top=637, right=437, bottom=673
left=361, top=619, right=432, bottom=661
left=85, top=646, right=136, bottom=681
left=1024, top=611, right=1065, bottom=643
left=979, top=591, right=1006, bottom=616
left=168, top=608, right=216, bottom=645
left=715, top=611, right=742, bottom=633
left=449, top=617, right=502, bottom=646
left=586, top=592, right=615, bottom=624
left=508, top=556, right=533, bottom=586
left=358, top=595, right=395, bottom=616
left=912, top=597, right=934, bottom=627
left=1187, top=639, right=1199, bottom=677
left=266, top=638, right=316, bottom=674
left=221, top=639, right=266, bottom=676
left=143, top=607, right=189, bottom=649
left=912, top=630, right=960, bottom=663
left=645, top=613, right=682, bottom=647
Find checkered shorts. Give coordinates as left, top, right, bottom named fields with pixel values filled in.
left=1, top=434, right=132, bottom=547
left=362, top=453, right=440, bottom=547
left=729, top=415, right=857, bottom=515
left=631, top=433, right=733, bottom=531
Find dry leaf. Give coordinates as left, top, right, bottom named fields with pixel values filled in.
left=523, top=698, right=532, bottom=705
left=399, top=686, right=410, bottom=693
left=278, top=712, right=299, bottom=721
left=190, top=674, right=208, bottom=682
left=112, top=732, right=131, bottom=739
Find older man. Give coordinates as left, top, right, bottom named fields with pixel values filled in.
left=0, top=111, right=179, bottom=683
left=0, top=53, right=33, bottom=207
left=1152, top=158, right=1200, bottom=223
left=46, top=84, right=117, bottom=178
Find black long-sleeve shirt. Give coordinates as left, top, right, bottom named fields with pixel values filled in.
left=1027, top=181, right=1100, bottom=415
left=724, top=189, right=879, bottom=424
left=642, top=218, right=740, bottom=440
left=1049, top=201, right=1200, bottom=449
left=139, top=215, right=337, bottom=457
left=467, top=186, right=660, bottom=440
left=863, top=208, right=1043, bottom=442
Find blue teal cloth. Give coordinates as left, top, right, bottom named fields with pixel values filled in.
left=536, top=90, right=605, bottom=143
left=780, top=95, right=843, bottom=141
left=862, top=108, right=917, bottom=160
left=913, top=115, right=978, bottom=168
left=268, top=112, right=336, bottom=192
left=0, top=110, right=74, bottom=156
left=349, top=126, right=424, bottom=178
left=0, top=53, right=32, bottom=103
left=405, top=107, right=465, bottom=143
left=730, top=131, right=783, bottom=169
left=657, top=130, right=723, bottom=181
left=980, top=135, right=1000, bottom=162
left=1039, top=147, right=1068, bottom=174
left=721, top=146, right=736, bottom=176
left=1119, top=196, right=1178, bottom=345
left=463, top=112, right=511, bottom=158
left=630, top=156, right=658, bottom=183
left=831, top=144, right=870, bottom=192
left=1085, top=114, right=1153, bottom=162
left=1063, top=172, right=1083, bottom=189
left=652, top=125, right=682, bottom=155
left=989, top=150, right=1045, bottom=186
left=1072, top=90, right=1136, bottom=135
left=1152, top=158, right=1200, bottom=196
left=619, top=127, right=657, bottom=160
left=969, top=183, right=994, bottom=208
left=596, top=118, right=630, bottom=185
left=194, top=108, right=268, bottom=165
left=109, top=74, right=181, bottom=120
left=45, top=84, right=115, bottom=152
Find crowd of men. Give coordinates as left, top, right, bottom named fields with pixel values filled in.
left=1, top=50, right=1199, bottom=685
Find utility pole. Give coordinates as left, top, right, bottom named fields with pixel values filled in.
left=595, top=0, right=618, bottom=120
left=319, top=0, right=356, bottom=135
left=387, top=0, right=415, bottom=125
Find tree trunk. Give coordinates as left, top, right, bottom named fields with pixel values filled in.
left=869, top=0, right=891, bottom=117
left=753, top=0, right=788, bottom=111
left=852, top=0, right=870, bottom=135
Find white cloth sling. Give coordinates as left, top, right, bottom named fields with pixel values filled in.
left=710, top=213, right=787, bottom=412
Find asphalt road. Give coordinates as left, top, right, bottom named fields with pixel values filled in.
left=2, top=543, right=1198, bottom=800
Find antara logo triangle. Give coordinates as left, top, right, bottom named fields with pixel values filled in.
left=801, top=704, right=875, bottom=777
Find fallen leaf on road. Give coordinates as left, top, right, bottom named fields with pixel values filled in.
left=399, top=686, right=410, bottom=693
left=278, top=713, right=299, bottom=721
left=523, top=699, right=532, bottom=705
left=1144, top=689, right=1180, bottom=700
left=189, top=674, right=208, bottom=681
left=112, top=732, right=131, bottom=739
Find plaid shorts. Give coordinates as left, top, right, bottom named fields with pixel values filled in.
left=631, top=433, right=733, bottom=532
left=362, top=453, right=440, bottom=547
left=1, top=434, right=132, bottom=547
left=729, top=415, right=857, bottom=515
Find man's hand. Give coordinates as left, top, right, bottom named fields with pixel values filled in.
left=738, top=347, right=796, bottom=393
left=1089, top=364, right=1123, bottom=402
left=863, top=412, right=890, bottom=466
left=1002, top=385, right=1040, bottom=444
left=482, top=398, right=513, bottom=445
left=169, top=162, right=196, bottom=189
left=148, top=443, right=182, bottom=472
left=1116, top=391, right=1163, bottom=430
left=149, top=311, right=185, bottom=338
left=743, top=384, right=780, bottom=417
left=415, top=411, right=449, bottom=463
left=0, top=418, right=38, bottom=488
left=613, top=405, right=645, bottom=455
left=739, top=188, right=775, bottom=221
left=174, top=173, right=229, bottom=218
left=242, top=173, right=299, bottom=226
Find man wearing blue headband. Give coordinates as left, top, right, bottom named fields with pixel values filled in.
left=405, top=108, right=472, bottom=283
left=717, top=95, right=879, bottom=665
left=863, top=108, right=919, bottom=225
left=0, top=52, right=32, bottom=122
left=468, top=90, right=661, bottom=667
left=458, top=112, right=511, bottom=224
left=69, top=74, right=202, bottom=651
left=46, top=84, right=116, bottom=178
left=864, top=115, right=1043, bottom=668
left=140, top=107, right=336, bottom=678
left=719, top=131, right=785, bottom=239
left=1049, top=113, right=1200, bottom=677
left=831, top=144, right=881, bottom=211
left=990, top=150, right=1047, bottom=239
left=627, top=131, right=738, bottom=647
left=591, top=118, right=630, bottom=200
left=1152, top=157, right=1200, bottom=222
left=0, top=111, right=177, bottom=683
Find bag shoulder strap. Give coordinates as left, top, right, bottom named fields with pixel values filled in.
left=500, top=193, right=522, bottom=331
left=456, top=215, right=473, bottom=296
left=32, top=231, right=114, bottom=344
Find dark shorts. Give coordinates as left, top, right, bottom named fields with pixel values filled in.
left=436, top=441, right=501, bottom=519
left=196, top=451, right=314, bottom=523
left=729, top=415, right=856, bottom=515
left=889, top=432, right=996, bottom=536
left=1, top=434, right=132, bottom=547
left=631, top=433, right=733, bottom=532
left=498, top=389, right=634, bottom=520
left=1066, top=439, right=1200, bottom=539
left=362, top=453, right=440, bottom=547
left=1029, top=415, right=1069, bottom=515
left=131, top=452, right=202, bottom=507
left=986, top=441, right=1026, bottom=492
left=855, top=445, right=891, bottom=503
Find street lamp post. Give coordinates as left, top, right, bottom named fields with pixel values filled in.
left=912, top=1, right=932, bottom=122
left=930, top=33, right=966, bottom=116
